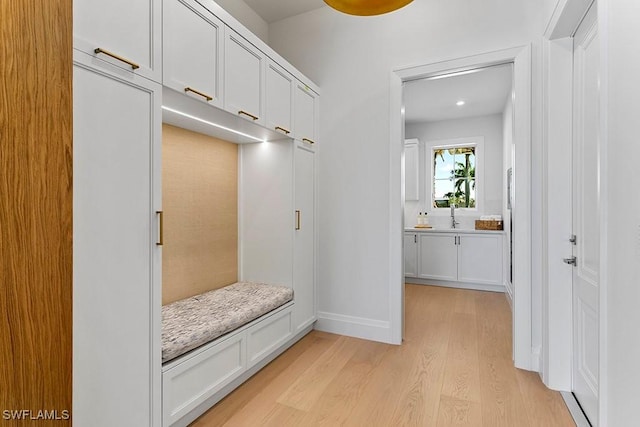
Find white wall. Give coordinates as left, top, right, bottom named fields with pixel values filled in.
left=214, top=0, right=269, bottom=42
left=269, top=1, right=545, bottom=341
left=404, top=114, right=504, bottom=228
left=601, top=0, right=640, bottom=424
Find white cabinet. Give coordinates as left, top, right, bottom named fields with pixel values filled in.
left=414, top=232, right=503, bottom=286
left=73, top=0, right=161, bottom=82
left=418, top=233, right=458, bottom=281
left=457, top=234, right=503, bottom=285
left=224, top=29, right=265, bottom=125
left=266, top=60, right=295, bottom=137
left=163, top=0, right=224, bottom=108
left=404, top=233, right=419, bottom=278
left=404, top=139, right=419, bottom=201
left=294, top=82, right=319, bottom=146
left=73, top=51, right=161, bottom=427
left=294, top=143, right=316, bottom=331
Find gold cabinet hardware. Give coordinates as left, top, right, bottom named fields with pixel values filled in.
left=238, top=110, right=259, bottom=121
left=275, top=126, right=291, bottom=135
left=302, top=138, right=316, bottom=145
left=156, top=211, right=164, bottom=246
left=184, top=87, right=213, bottom=101
left=295, top=210, right=301, bottom=230
left=94, top=48, right=140, bottom=70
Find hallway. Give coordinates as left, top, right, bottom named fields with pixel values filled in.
left=194, top=284, right=574, bottom=426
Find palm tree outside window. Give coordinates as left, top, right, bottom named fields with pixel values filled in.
left=433, top=145, right=476, bottom=208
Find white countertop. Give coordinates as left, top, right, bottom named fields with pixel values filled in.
left=404, top=227, right=505, bottom=235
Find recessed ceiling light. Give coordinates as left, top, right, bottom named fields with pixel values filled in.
left=456, top=100, right=465, bottom=106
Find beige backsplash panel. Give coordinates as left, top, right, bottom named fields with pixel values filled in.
left=162, top=124, right=238, bottom=305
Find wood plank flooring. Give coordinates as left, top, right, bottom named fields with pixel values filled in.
left=192, top=284, right=575, bottom=426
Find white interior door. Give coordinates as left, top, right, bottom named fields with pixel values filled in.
left=294, top=143, right=316, bottom=331
left=571, top=3, right=600, bottom=424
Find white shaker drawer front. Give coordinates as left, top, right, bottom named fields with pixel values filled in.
left=246, top=307, right=293, bottom=368
left=162, top=333, right=245, bottom=426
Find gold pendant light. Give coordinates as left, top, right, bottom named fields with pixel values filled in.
left=324, top=0, right=414, bottom=16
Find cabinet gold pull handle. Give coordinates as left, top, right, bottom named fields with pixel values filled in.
left=302, top=138, right=316, bottom=145
left=94, top=48, right=140, bottom=70
left=238, top=110, right=259, bottom=121
left=156, top=211, right=164, bottom=246
left=295, top=210, right=301, bottom=230
left=275, top=126, right=291, bottom=135
left=185, top=87, right=213, bottom=101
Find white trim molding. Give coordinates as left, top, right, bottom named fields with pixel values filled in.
left=315, top=312, right=392, bottom=343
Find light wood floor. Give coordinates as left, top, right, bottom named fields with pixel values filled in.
left=192, top=284, right=575, bottom=426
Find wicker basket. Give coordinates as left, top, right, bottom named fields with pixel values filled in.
left=475, top=220, right=503, bottom=230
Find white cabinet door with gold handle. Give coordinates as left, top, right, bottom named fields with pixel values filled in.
left=294, top=82, right=319, bottom=147
left=294, top=142, right=316, bottom=332
left=163, top=0, right=224, bottom=109
left=266, top=60, right=294, bottom=138
left=73, top=0, right=161, bottom=82
left=73, top=50, right=162, bottom=426
left=224, top=28, right=265, bottom=126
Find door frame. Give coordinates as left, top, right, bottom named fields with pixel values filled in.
left=542, top=0, right=608, bottom=424
left=388, top=46, right=534, bottom=370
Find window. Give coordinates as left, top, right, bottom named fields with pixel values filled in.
left=431, top=142, right=478, bottom=209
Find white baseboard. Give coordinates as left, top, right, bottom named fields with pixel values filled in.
left=531, top=346, right=541, bottom=372
left=315, top=311, right=392, bottom=343
left=504, top=280, right=514, bottom=309
left=405, top=278, right=505, bottom=293
left=561, top=392, right=591, bottom=427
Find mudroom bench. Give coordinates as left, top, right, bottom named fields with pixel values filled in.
left=161, top=281, right=303, bottom=427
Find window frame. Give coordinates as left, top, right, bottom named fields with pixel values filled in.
left=427, top=136, right=484, bottom=215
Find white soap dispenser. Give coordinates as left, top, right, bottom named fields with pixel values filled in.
left=417, top=212, right=423, bottom=226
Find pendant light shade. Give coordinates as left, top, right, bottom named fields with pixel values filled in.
left=324, top=0, right=413, bottom=16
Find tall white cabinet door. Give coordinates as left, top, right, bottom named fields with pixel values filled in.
left=73, top=52, right=161, bottom=427
left=266, top=60, right=294, bottom=137
left=418, top=233, right=457, bottom=281
left=73, top=0, right=161, bottom=82
left=163, top=0, right=224, bottom=108
left=404, top=233, right=419, bottom=278
left=457, top=234, right=502, bottom=285
left=294, top=82, right=319, bottom=146
left=294, top=143, right=316, bottom=331
left=224, top=29, right=265, bottom=125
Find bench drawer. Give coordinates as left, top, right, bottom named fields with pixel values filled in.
left=162, top=333, right=244, bottom=426
left=246, top=306, right=293, bottom=368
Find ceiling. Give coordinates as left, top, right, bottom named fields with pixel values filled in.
left=404, top=64, right=513, bottom=124
left=244, top=0, right=326, bottom=23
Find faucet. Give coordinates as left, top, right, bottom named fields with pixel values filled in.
left=450, top=204, right=460, bottom=229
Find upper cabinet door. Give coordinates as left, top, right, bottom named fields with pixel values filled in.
left=163, top=0, right=224, bottom=108
left=404, top=139, right=419, bottom=201
left=294, top=82, right=319, bottom=146
left=224, top=29, right=265, bottom=126
left=266, top=61, right=294, bottom=138
left=73, top=0, right=161, bottom=82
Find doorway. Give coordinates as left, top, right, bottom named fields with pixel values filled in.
left=389, top=46, right=533, bottom=370
left=402, top=64, right=513, bottom=295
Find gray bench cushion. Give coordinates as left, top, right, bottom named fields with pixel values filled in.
left=162, top=282, right=293, bottom=363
